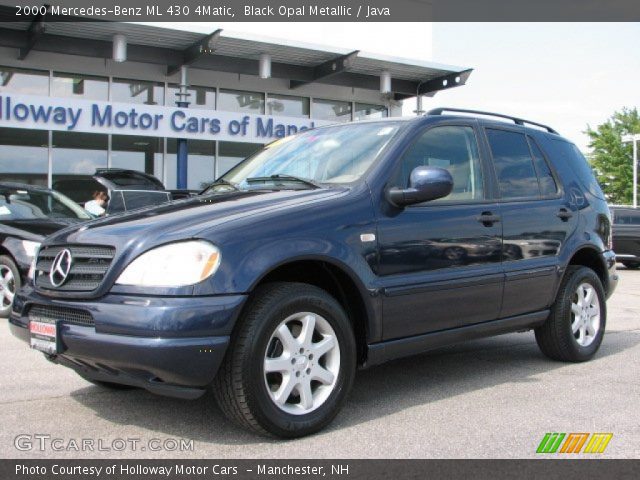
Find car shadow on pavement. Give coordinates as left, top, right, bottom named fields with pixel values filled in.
left=69, top=330, right=639, bottom=445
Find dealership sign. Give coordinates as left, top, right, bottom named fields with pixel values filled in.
left=0, top=93, right=334, bottom=143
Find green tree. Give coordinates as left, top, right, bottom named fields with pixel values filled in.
left=586, top=107, right=640, bottom=205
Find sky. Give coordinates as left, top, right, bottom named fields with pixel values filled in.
left=150, top=22, right=639, bottom=151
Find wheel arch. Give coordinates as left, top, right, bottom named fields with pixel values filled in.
left=247, top=256, right=376, bottom=366
left=0, top=244, right=12, bottom=258
left=0, top=240, right=29, bottom=284
left=565, top=246, right=609, bottom=293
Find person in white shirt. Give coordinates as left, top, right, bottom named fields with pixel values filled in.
left=84, top=189, right=109, bottom=217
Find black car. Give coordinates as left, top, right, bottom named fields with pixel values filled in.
left=0, top=183, right=91, bottom=316
left=53, top=169, right=193, bottom=215
left=611, top=206, right=640, bottom=269
left=10, top=109, right=617, bottom=438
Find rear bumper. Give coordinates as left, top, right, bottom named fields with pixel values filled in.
left=9, top=288, right=248, bottom=398
left=603, top=250, right=618, bottom=299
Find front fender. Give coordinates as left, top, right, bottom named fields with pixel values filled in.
left=223, top=239, right=382, bottom=344
left=195, top=186, right=381, bottom=340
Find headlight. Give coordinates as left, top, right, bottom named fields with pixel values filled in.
left=23, top=241, right=40, bottom=282
left=21, top=240, right=41, bottom=258
left=116, top=241, right=221, bottom=287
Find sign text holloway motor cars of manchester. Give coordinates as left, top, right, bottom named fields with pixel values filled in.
left=0, top=93, right=333, bottom=143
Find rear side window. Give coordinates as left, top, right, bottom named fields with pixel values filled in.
left=485, top=129, right=540, bottom=199
left=528, top=136, right=558, bottom=197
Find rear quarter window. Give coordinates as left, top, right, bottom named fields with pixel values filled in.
left=546, top=138, right=606, bottom=200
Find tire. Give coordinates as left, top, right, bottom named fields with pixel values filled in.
left=622, top=262, right=640, bottom=270
left=213, top=282, right=356, bottom=438
left=535, top=266, right=606, bottom=362
left=0, top=255, right=21, bottom=318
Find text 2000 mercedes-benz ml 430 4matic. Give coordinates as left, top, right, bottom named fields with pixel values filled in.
left=10, top=109, right=618, bottom=438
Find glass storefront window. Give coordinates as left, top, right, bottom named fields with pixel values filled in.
left=111, top=135, right=164, bottom=180
left=112, top=78, right=164, bottom=105
left=0, top=127, right=48, bottom=185
left=51, top=131, right=108, bottom=189
left=266, top=94, right=310, bottom=118
left=312, top=99, right=352, bottom=123
left=218, top=89, right=264, bottom=114
left=167, top=84, right=216, bottom=110
left=166, top=139, right=215, bottom=190
left=51, top=72, right=108, bottom=101
left=0, top=66, right=49, bottom=96
left=218, top=142, right=262, bottom=178
left=354, top=103, right=388, bottom=121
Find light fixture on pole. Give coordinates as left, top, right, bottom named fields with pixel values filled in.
left=380, top=71, right=391, bottom=95
left=622, top=133, right=640, bottom=208
left=259, top=53, right=271, bottom=79
left=112, top=34, right=127, bottom=63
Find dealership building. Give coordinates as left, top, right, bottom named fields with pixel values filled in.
left=0, top=14, right=471, bottom=190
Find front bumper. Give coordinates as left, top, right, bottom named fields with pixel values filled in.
left=9, top=287, right=248, bottom=398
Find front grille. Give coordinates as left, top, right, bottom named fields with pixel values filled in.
left=35, top=244, right=115, bottom=292
left=28, top=304, right=94, bottom=327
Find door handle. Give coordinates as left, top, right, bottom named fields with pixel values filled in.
left=557, top=208, right=573, bottom=221
left=476, top=212, right=501, bottom=226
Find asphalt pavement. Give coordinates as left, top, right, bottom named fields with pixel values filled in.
left=1, top=267, right=638, bottom=459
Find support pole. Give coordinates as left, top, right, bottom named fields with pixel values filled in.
left=176, top=66, right=189, bottom=189
left=176, top=139, right=188, bottom=189
left=634, top=137, right=638, bottom=208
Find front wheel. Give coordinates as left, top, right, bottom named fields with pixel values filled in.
left=535, top=266, right=606, bottom=362
left=213, top=282, right=356, bottom=438
left=0, top=255, right=20, bottom=317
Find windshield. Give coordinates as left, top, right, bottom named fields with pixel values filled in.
left=0, top=188, right=91, bottom=221
left=206, top=122, right=401, bottom=192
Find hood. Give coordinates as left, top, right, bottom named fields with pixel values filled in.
left=0, top=218, right=84, bottom=241
left=48, top=188, right=348, bottom=250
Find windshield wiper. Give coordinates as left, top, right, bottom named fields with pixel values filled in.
left=245, top=174, right=322, bottom=189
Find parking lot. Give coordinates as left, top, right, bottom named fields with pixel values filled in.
left=1, top=267, right=638, bottom=459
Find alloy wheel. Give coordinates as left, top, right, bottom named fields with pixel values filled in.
left=570, top=282, right=601, bottom=347
left=0, top=265, right=15, bottom=309
left=263, top=312, right=341, bottom=415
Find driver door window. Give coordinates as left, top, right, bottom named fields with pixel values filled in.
left=401, top=125, right=484, bottom=203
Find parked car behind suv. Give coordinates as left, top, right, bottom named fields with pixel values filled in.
left=0, top=182, right=91, bottom=316
left=53, top=169, right=194, bottom=215
left=611, top=206, right=640, bottom=269
left=9, top=109, right=617, bottom=438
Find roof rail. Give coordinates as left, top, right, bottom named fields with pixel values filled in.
left=427, top=107, right=559, bottom=134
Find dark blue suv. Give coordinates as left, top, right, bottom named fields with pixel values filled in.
left=9, top=109, right=617, bottom=438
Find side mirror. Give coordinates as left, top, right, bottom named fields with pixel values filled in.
left=386, top=166, right=454, bottom=207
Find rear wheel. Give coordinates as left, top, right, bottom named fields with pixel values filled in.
left=535, top=266, right=606, bottom=362
left=622, top=261, right=640, bottom=270
left=0, top=255, right=20, bottom=317
left=213, top=282, right=356, bottom=438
